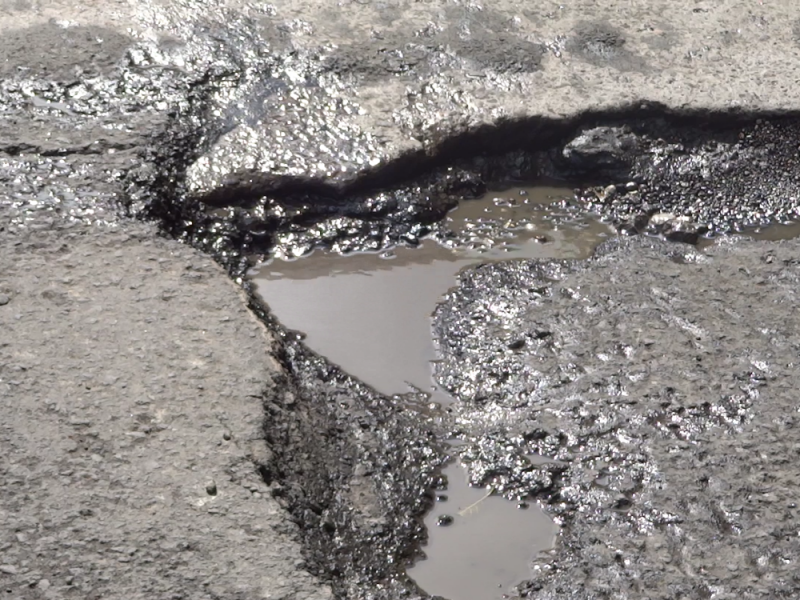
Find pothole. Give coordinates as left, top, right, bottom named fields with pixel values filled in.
left=144, top=111, right=800, bottom=600
left=250, top=185, right=613, bottom=598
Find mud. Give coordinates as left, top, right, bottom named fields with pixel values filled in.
left=433, top=235, right=800, bottom=598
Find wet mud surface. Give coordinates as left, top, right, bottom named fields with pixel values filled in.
left=6, top=3, right=800, bottom=600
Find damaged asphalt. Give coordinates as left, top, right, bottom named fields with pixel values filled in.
left=4, top=1, right=800, bottom=599
left=434, top=236, right=800, bottom=599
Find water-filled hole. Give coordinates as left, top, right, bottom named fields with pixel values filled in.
left=407, top=459, right=557, bottom=600
left=250, top=186, right=612, bottom=402
left=250, top=185, right=613, bottom=599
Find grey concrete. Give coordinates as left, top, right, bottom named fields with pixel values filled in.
left=8, top=1, right=793, bottom=201
left=0, top=223, right=331, bottom=599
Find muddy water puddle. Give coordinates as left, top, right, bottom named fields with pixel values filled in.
left=251, top=186, right=612, bottom=600
left=699, top=220, right=800, bottom=248
left=251, top=186, right=612, bottom=402
left=408, top=459, right=557, bottom=600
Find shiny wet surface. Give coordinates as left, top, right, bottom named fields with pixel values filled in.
left=251, top=186, right=612, bottom=401
left=699, top=220, right=800, bottom=248
left=251, top=186, right=612, bottom=600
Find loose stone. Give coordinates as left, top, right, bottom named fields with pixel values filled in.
left=436, top=514, right=454, bottom=527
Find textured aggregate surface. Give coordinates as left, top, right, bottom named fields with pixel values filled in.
left=434, top=236, right=800, bottom=598
left=0, top=224, right=331, bottom=599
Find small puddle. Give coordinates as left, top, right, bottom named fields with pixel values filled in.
left=699, top=220, right=800, bottom=248
left=407, top=460, right=557, bottom=600
left=250, top=185, right=612, bottom=600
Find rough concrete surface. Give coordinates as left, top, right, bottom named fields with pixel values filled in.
left=0, top=223, right=331, bottom=599
left=4, top=0, right=800, bottom=599
left=169, top=0, right=800, bottom=198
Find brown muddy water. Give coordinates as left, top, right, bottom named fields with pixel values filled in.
left=250, top=186, right=613, bottom=600
left=252, top=187, right=611, bottom=403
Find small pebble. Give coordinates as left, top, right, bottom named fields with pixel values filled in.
left=435, top=494, right=448, bottom=502
left=0, top=565, right=18, bottom=575
left=205, top=480, right=217, bottom=496
left=507, top=339, right=526, bottom=351
left=0, top=294, right=9, bottom=306
left=437, top=514, right=454, bottom=527
left=222, top=431, right=232, bottom=441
